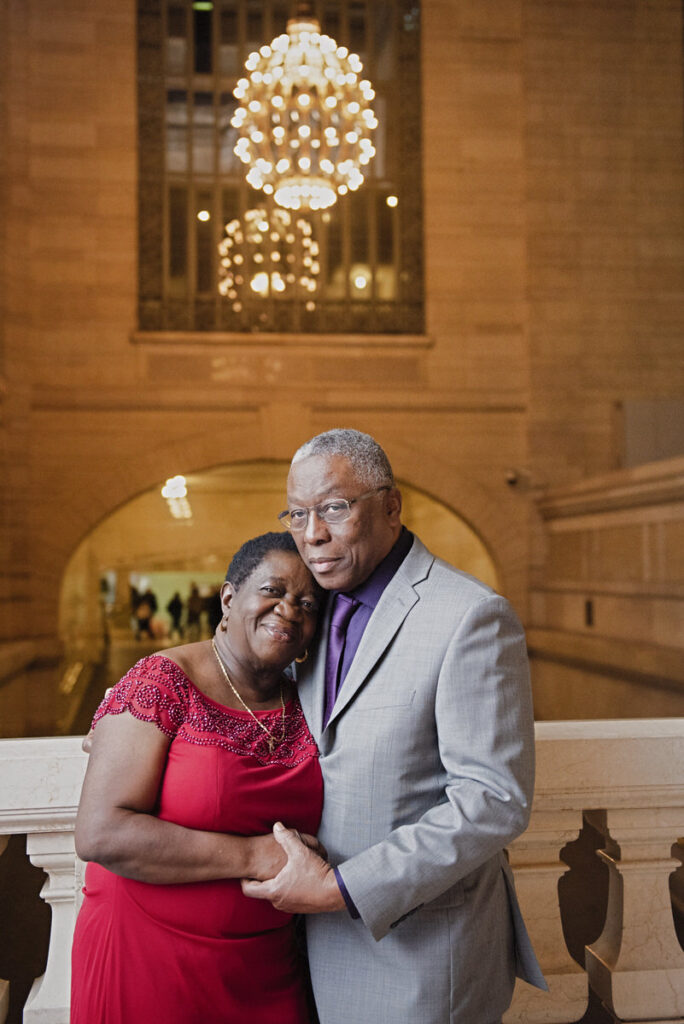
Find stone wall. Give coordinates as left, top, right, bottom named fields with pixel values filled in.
left=0, top=0, right=682, bottom=724
left=525, top=0, right=684, bottom=487
left=530, top=456, right=684, bottom=718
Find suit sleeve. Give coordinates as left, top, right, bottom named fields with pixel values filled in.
left=335, top=594, right=535, bottom=941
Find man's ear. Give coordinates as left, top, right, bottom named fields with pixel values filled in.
left=386, top=486, right=402, bottom=522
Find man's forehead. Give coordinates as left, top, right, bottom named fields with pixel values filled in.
left=287, top=453, right=357, bottom=499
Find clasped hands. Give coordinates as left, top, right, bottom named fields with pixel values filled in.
left=242, top=822, right=346, bottom=914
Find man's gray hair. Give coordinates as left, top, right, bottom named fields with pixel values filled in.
left=292, top=429, right=395, bottom=489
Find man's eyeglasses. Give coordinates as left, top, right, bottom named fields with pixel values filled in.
left=277, top=486, right=390, bottom=531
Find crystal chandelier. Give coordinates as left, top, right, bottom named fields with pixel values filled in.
left=231, top=8, right=378, bottom=211
left=218, top=206, right=319, bottom=311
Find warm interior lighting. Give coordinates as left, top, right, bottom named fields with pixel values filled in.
left=161, top=476, right=192, bottom=519
left=161, top=475, right=187, bottom=499
left=231, top=14, right=378, bottom=210
left=196, top=209, right=211, bottom=222
left=218, top=206, right=319, bottom=309
left=386, top=195, right=398, bottom=207
left=351, top=266, right=371, bottom=292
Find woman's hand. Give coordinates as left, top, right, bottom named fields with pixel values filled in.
left=244, top=833, right=287, bottom=880
left=244, top=832, right=326, bottom=880
left=299, top=833, right=328, bottom=860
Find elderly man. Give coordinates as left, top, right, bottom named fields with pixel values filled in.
left=243, top=428, right=546, bottom=1024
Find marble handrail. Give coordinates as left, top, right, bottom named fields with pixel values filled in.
left=0, top=722, right=683, bottom=1024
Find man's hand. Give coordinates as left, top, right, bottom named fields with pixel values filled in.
left=241, top=822, right=346, bottom=914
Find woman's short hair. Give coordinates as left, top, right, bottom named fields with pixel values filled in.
left=291, top=428, right=394, bottom=489
left=225, top=531, right=310, bottom=590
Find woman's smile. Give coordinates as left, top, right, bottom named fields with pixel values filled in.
left=261, top=620, right=299, bottom=644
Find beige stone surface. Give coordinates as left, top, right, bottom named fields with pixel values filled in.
left=1, top=0, right=683, bottom=731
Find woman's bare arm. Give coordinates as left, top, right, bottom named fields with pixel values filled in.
left=75, top=712, right=287, bottom=884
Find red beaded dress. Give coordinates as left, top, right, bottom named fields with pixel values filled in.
left=70, top=655, right=323, bottom=1024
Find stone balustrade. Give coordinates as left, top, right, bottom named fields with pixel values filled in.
left=505, top=719, right=684, bottom=1024
left=0, top=736, right=87, bottom=1023
left=0, top=720, right=682, bottom=1024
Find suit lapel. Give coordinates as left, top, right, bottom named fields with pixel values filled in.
left=324, top=538, right=434, bottom=730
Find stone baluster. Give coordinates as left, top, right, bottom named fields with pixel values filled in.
left=22, top=831, right=79, bottom=1024
left=504, top=807, right=589, bottom=1023
left=0, top=836, right=8, bottom=1024
left=585, top=807, right=684, bottom=1023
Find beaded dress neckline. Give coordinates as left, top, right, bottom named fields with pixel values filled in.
left=92, top=654, right=316, bottom=769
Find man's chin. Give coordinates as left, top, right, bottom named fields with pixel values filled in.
left=310, top=565, right=349, bottom=591
left=312, top=574, right=341, bottom=591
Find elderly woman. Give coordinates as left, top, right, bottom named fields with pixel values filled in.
left=71, top=532, right=324, bottom=1024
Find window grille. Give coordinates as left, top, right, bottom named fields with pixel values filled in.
left=138, top=0, right=423, bottom=333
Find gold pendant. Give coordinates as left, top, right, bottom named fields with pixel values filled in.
left=267, top=737, right=274, bottom=752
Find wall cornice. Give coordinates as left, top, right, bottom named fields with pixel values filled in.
left=130, top=330, right=435, bottom=350
left=537, top=457, right=684, bottom=519
left=527, top=627, right=684, bottom=689
left=29, top=385, right=527, bottom=414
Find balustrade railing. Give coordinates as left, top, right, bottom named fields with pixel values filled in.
left=0, top=721, right=683, bottom=1024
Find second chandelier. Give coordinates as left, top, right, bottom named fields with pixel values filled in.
left=231, top=11, right=378, bottom=212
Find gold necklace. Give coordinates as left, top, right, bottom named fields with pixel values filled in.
left=211, top=638, right=286, bottom=753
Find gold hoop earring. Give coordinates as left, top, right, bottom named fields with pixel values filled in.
left=294, top=649, right=309, bottom=664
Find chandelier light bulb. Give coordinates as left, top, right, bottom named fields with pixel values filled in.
left=231, top=14, right=378, bottom=211
left=251, top=271, right=270, bottom=294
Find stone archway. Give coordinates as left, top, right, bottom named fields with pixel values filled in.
left=38, top=415, right=527, bottom=649
left=58, top=460, right=499, bottom=652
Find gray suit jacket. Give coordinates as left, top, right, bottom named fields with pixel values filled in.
left=295, top=536, right=546, bottom=1024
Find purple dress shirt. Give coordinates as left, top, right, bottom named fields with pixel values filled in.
left=325, top=527, right=414, bottom=715
left=327, top=527, right=414, bottom=916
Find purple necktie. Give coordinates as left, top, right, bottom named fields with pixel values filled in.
left=323, top=594, right=359, bottom=727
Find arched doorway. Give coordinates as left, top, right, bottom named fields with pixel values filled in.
left=58, top=460, right=498, bottom=690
